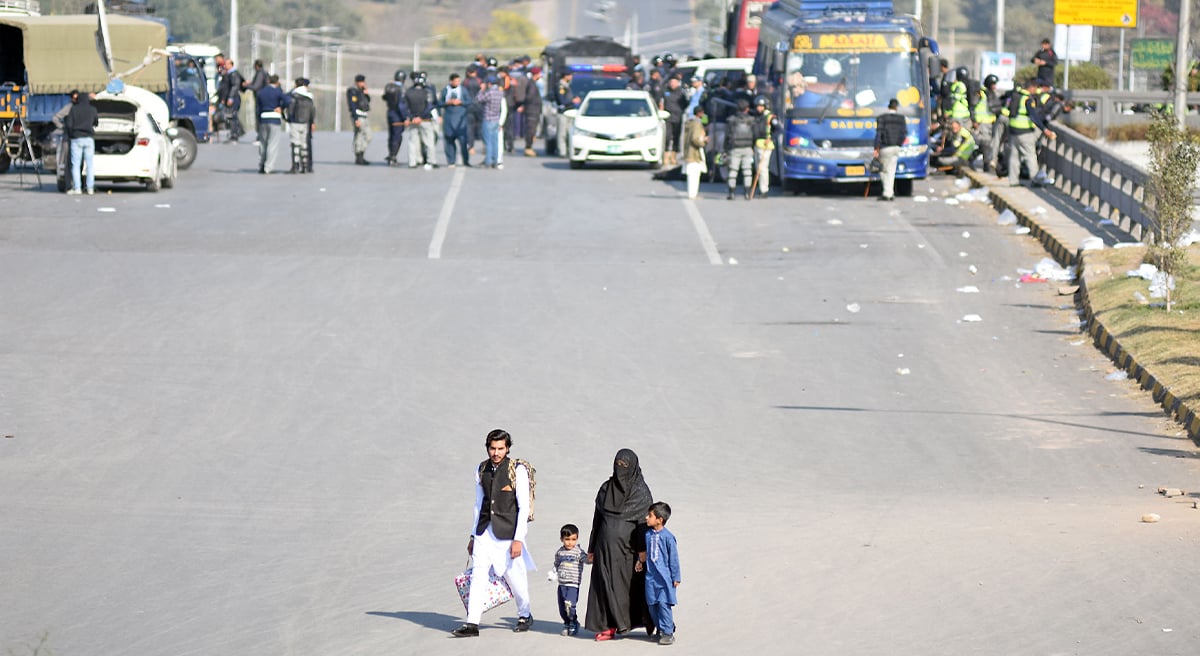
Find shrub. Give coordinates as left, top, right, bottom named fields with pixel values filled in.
left=1014, top=62, right=1112, bottom=89
left=1144, top=110, right=1200, bottom=310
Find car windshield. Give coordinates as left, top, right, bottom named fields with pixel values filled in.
left=570, top=74, right=629, bottom=98
left=582, top=97, right=653, bottom=117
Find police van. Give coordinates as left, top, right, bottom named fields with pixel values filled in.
left=540, top=36, right=634, bottom=156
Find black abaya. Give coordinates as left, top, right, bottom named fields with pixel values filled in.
left=585, top=449, right=654, bottom=634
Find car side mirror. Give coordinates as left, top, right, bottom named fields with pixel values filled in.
left=563, top=109, right=578, bottom=118
left=658, top=110, right=671, bottom=120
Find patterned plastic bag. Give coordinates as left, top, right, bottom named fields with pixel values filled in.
left=455, top=562, right=513, bottom=612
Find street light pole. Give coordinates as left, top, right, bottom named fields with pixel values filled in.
left=286, top=26, right=339, bottom=86
left=413, top=34, right=447, bottom=72
left=1175, top=0, right=1191, bottom=129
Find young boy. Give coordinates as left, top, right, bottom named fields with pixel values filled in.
left=638, top=502, right=681, bottom=645
left=552, top=523, right=587, bottom=636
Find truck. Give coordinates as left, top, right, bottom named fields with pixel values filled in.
left=0, top=13, right=210, bottom=173
left=754, top=0, right=938, bottom=195
left=540, top=36, right=635, bottom=156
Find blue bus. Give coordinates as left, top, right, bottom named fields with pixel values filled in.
left=754, top=0, right=938, bottom=195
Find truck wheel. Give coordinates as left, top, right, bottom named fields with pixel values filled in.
left=57, top=175, right=67, bottom=192
left=171, top=130, right=198, bottom=169
left=0, top=151, right=10, bottom=174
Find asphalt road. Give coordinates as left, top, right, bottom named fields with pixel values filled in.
left=2, top=134, right=1199, bottom=656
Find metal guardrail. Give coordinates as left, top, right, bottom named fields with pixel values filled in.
left=1063, top=90, right=1200, bottom=137
left=1038, top=122, right=1155, bottom=241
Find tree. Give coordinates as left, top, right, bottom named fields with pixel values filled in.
left=1014, top=62, right=1112, bottom=89
left=1144, top=110, right=1200, bottom=311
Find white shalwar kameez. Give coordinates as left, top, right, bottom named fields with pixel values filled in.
left=466, top=462, right=536, bottom=624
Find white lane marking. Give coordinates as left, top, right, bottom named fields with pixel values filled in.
left=682, top=197, right=723, bottom=265
left=428, top=166, right=466, bottom=259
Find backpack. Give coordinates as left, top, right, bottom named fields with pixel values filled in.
left=729, top=115, right=754, bottom=148
left=479, top=458, right=537, bottom=522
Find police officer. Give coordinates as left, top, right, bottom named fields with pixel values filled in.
left=948, top=66, right=971, bottom=124
left=347, top=73, right=371, bottom=165
left=724, top=98, right=756, bottom=200
left=404, top=71, right=439, bottom=169
left=383, top=70, right=410, bottom=166
left=553, top=70, right=580, bottom=157
left=752, top=95, right=778, bottom=198
left=1006, top=77, right=1056, bottom=187
left=286, top=77, right=316, bottom=174
left=971, top=74, right=998, bottom=172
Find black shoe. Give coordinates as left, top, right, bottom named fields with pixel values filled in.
left=451, top=623, right=479, bottom=637
left=877, top=195, right=892, bottom=202
left=568, top=621, right=579, bottom=636
left=513, top=616, right=534, bottom=633
left=759, top=191, right=768, bottom=199
left=726, top=190, right=734, bottom=200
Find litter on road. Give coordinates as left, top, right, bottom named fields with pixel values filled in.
left=997, top=209, right=1017, bottom=225
left=827, top=218, right=843, bottom=225
left=895, top=367, right=911, bottom=375
left=1105, top=370, right=1129, bottom=381
left=955, top=285, right=980, bottom=293
left=1080, top=236, right=1104, bottom=250
left=1014, top=226, right=1031, bottom=235
left=945, top=198, right=960, bottom=205
left=1141, top=513, right=1161, bottom=523
left=913, top=195, right=929, bottom=202
left=961, top=231, right=971, bottom=238
left=98, top=208, right=116, bottom=213
left=846, top=303, right=862, bottom=313
left=961, top=314, right=983, bottom=322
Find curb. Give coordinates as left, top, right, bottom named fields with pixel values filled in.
left=963, top=170, right=1200, bottom=443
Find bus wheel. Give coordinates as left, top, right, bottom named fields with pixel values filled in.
left=895, top=179, right=914, bottom=197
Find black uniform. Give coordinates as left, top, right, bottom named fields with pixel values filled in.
left=383, top=80, right=410, bottom=164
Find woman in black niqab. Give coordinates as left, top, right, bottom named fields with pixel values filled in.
left=585, top=448, right=654, bottom=640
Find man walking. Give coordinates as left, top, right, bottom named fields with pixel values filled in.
left=872, top=98, right=907, bottom=201
left=752, top=96, right=777, bottom=198
left=255, top=74, right=290, bottom=174
left=347, top=74, right=371, bottom=165
left=63, top=89, right=98, bottom=195
left=478, top=75, right=507, bottom=169
left=661, top=76, right=685, bottom=167
left=452, top=429, right=535, bottom=637
left=218, top=59, right=245, bottom=142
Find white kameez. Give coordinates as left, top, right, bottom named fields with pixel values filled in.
left=465, top=462, right=535, bottom=624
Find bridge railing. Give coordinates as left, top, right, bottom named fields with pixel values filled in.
left=1062, top=90, right=1200, bottom=137
left=1037, top=123, right=1156, bottom=241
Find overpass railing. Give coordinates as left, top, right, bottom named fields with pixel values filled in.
left=1063, top=90, right=1200, bottom=137
left=1037, top=123, right=1155, bottom=241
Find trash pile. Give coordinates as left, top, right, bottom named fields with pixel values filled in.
left=1016, top=257, right=1076, bottom=283
left=1126, top=262, right=1176, bottom=301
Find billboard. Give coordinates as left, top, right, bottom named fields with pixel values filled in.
left=980, top=51, right=1017, bottom=92
left=1131, top=38, right=1175, bottom=70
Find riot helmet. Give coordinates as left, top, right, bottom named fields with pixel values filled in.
left=956, top=66, right=969, bottom=82
left=393, top=69, right=407, bottom=83
left=983, top=74, right=998, bottom=87
left=753, top=95, right=769, bottom=109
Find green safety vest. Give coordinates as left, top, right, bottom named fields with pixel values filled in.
left=755, top=109, right=774, bottom=150
left=953, top=128, right=976, bottom=160
left=1008, top=88, right=1033, bottom=130
left=949, top=80, right=971, bottom=119
left=973, top=90, right=995, bottom=124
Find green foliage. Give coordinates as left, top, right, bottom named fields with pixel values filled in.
left=1145, top=110, right=1200, bottom=306
left=435, top=9, right=545, bottom=52
left=1160, top=61, right=1200, bottom=92
left=1013, top=62, right=1111, bottom=89
left=154, top=0, right=361, bottom=43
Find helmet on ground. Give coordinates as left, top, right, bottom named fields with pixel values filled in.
left=393, top=69, right=407, bottom=83
left=983, top=74, right=998, bottom=87
left=956, top=66, right=969, bottom=82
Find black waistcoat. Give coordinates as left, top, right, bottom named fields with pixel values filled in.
left=476, top=458, right=519, bottom=540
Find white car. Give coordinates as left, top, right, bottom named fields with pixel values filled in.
left=56, top=84, right=177, bottom=193
left=564, top=89, right=670, bottom=169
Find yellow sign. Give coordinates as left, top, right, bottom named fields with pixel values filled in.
left=1054, top=0, right=1137, bottom=28
left=792, top=33, right=913, bottom=52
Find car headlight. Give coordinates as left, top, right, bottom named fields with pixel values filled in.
left=631, top=127, right=658, bottom=139
left=573, top=127, right=599, bottom=138
left=898, top=144, right=928, bottom=158
left=783, top=147, right=823, bottom=158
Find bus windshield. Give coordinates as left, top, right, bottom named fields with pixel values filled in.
left=783, top=45, right=922, bottom=118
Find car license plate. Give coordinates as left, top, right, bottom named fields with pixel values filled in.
left=606, top=145, right=622, bottom=154
left=845, top=165, right=865, bottom=176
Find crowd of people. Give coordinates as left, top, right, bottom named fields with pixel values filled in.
left=455, top=431, right=682, bottom=644
left=892, top=38, right=1068, bottom=198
